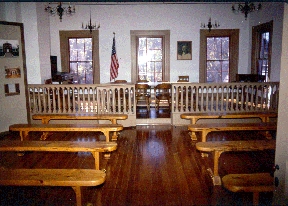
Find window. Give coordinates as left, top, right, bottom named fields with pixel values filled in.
left=60, top=30, right=100, bottom=84
left=138, top=37, right=163, bottom=82
left=131, top=30, right=170, bottom=83
left=69, top=38, right=93, bottom=84
left=251, top=21, right=273, bottom=82
left=199, top=29, right=239, bottom=83
left=206, top=37, right=230, bottom=82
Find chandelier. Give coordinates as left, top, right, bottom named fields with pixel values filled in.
left=44, top=2, right=75, bottom=22
left=82, top=9, right=100, bottom=33
left=201, top=17, right=220, bottom=32
left=232, top=2, right=262, bottom=20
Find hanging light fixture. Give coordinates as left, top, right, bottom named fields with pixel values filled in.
left=232, top=2, right=262, bottom=20
left=44, top=2, right=75, bottom=22
left=82, top=8, right=100, bottom=33
left=201, top=17, right=220, bottom=32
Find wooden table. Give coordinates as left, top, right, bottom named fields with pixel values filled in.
left=181, top=112, right=278, bottom=140
left=32, top=113, right=128, bottom=140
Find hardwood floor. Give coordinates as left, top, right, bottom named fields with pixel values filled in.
left=0, top=124, right=275, bottom=206
left=136, top=107, right=171, bottom=119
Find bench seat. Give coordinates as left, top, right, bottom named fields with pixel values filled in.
left=196, top=140, right=276, bottom=185
left=0, top=140, right=117, bottom=169
left=0, top=168, right=105, bottom=206
left=9, top=123, right=123, bottom=142
left=32, top=113, right=128, bottom=124
left=188, top=122, right=277, bottom=142
left=32, top=114, right=128, bottom=140
left=222, top=173, right=274, bottom=205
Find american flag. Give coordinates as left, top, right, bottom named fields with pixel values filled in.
left=110, top=35, right=119, bottom=81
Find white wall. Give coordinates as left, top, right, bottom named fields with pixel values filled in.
left=1, top=2, right=283, bottom=84
left=48, top=2, right=251, bottom=83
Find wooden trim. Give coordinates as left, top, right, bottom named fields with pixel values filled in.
left=59, top=30, right=100, bottom=84
left=199, top=29, right=239, bottom=83
left=130, top=30, right=170, bottom=83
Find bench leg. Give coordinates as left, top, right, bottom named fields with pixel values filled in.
left=72, top=186, right=82, bottom=206
left=189, top=131, right=197, bottom=141
left=212, top=151, right=223, bottom=186
left=253, top=192, right=260, bottom=205
left=20, top=131, right=29, bottom=141
left=40, top=132, right=50, bottom=140
left=112, top=131, right=118, bottom=141
left=91, top=152, right=100, bottom=170
left=102, top=131, right=110, bottom=142
left=201, top=130, right=210, bottom=142
left=265, top=131, right=272, bottom=139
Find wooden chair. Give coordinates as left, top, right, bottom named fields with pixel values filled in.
left=135, top=83, right=151, bottom=112
left=154, top=83, right=171, bottom=111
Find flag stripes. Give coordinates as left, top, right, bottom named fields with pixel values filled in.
left=110, top=36, right=119, bottom=81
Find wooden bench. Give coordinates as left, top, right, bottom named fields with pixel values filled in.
left=9, top=123, right=123, bottom=142
left=0, top=140, right=117, bottom=170
left=181, top=112, right=277, bottom=140
left=32, top=113, right=128, bottom=140
left=196, top=140, right=276, bottom=185
left=222, top=173, right=274, bottom=205
left=0, top=168, right=104, bottom=206
left=0, top=140, right=116, bottom=206
left=188, top=122, right=277, bottom=142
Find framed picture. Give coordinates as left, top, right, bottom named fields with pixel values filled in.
left=0, top=39, right=20, bottom=57
left=177, top=41, right=192, bottom=60
left=5, top=67, right=21, bottom=78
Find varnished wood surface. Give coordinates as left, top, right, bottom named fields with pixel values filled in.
left=188, top=122, right=277, bottom=130
left=196, top=140, right=276, bottom=152
left=0, top=126, right=274, bottom=205
left=222, top=173, right=274, bottom=193
left=32, top=113, right=128, bottom=124
left=9, top=124, right=123, bottom=131
left=9, top=124, right=123, bottom=142
left=181, top=111, right=278, bottom=124
left=0, top=169, right=106, bottom=187
left=222, top=173, right=274, bottom=205
left=0, top=140, right=117, bottom=152
left=188, top=122, right=277, bottom=142
left=196, top=140, right=276, bottom=182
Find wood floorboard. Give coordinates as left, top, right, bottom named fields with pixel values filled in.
left=0, top=122, right=275, bottom=206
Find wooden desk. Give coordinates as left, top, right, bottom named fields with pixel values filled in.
left=181, top=112, right=277, bottom=140
left=32, top=114, right=128, bottom=140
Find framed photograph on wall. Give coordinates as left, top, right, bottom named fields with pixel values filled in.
left=177, top=41, right=192, bottom=60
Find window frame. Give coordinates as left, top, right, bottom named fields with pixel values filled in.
left=130, top=30, right=170, bottom=83
left=59, top=30, right=100, bottom=84
left=251, top=21, right=273, bottom=81
left=199, top=29, right=239, bottom=83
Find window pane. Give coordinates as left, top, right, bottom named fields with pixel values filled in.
left=137, top=37, right=163, bottom=82
left=69, top=37, right=93, bottom=84
left=206, top=36, right=230, bottom=83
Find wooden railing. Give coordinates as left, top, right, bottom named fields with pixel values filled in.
left=172, top=82, right=279, bottom=113
left=28, top=84, right=136, bottom=126
left=28, top=82, right=279, bottom=126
